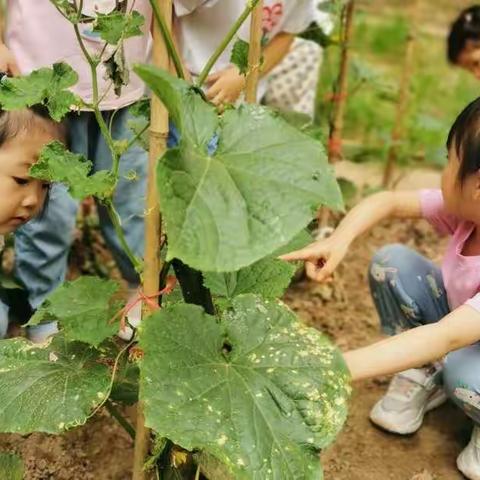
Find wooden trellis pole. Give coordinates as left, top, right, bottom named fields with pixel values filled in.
left=382, top=0, right=420, bottom=188
left=245, top=0, right=263, bottom=103
left=328, top=0, right=355, bottom=163
left=132, top=0, right=170, bottom=478
left=318, top=0, right=355, bottom=230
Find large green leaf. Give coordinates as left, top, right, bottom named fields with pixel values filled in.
left=139, top=295, right=350, bottom=480
left=134, top=66, right=343, bottom=272
left=204, top=258, right=296, bottom=302
left=0, top=63, right=80, bottom=121
left=0, top=336, right=111, bottom=434
left=0, top=452, right=23, bottom=480
left=94, top=11, right=145, bottom=44
left=204, top=230, right=311, bottom=305
left=30, top=141, right=116, bottom=201
left=28, top=276, right=122, bottom=347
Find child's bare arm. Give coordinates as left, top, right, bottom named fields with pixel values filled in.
left=345, top=305, right=480, bottom=381
left=206, top=33, right=295, bottom=105
left=0, top=3, right=19, bottom=76
left=258, top=32, right=294, bottom=77
left=280, top=191, right=421, bottom=281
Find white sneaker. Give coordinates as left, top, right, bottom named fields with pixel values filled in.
left=458, top=426, right=480, bottom=480
left=117, top=288, right=142, bottom=341
left=370, top=366, right=447, bottom=434
left=27, top=321, right=59, bottom=344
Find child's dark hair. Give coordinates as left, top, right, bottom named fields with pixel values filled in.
left=447, top=96, right=480, bottom=182
left=448, top=6, right=480, bottom=64
left=0, top=104, right=67, bottom=147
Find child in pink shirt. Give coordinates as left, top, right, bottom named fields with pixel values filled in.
left=282, top=97, right=480, bottom=480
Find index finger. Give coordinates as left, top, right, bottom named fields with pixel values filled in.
left=279, top=244, right=321, bottom=262
left=206, top=71, right=222, bottom=84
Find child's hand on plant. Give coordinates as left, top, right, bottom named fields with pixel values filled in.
left=280, top=235, right=349, bottom=282
left=0, top=43, right=20, bottom=76
left=206, top=66, right=246, bottom=106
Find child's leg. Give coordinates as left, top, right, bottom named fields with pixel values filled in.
left=369, top=243, right=450, bottom=334
left=92, top=107, right=146, bottom=287
left=444, top=347, right=480, bottom=479
left=444, top=346, right=480, bottom=423
left=368, top=244, right=450, bottom=434
left=0, top=299, right=8, bottom=338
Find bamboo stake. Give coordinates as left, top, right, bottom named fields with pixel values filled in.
left=132, top=1, right=170, bottom=478
left=245, top=0, right=263, bottom=103
left=382, top=0, right=420, bottom=188
left=328, top=0, right=355, bottom=164
left=318, top=0, right=355, bottom=230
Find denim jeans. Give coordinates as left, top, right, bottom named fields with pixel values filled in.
left=370, top=244, right=480, bottom=424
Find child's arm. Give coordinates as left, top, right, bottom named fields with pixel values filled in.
left=0, top=2, right=19, bottom=76
left=281, top=190, right=422, bottom=281
left=206, top=33, right=295, bottom=105
left=345, top=305, right=480, bottom=381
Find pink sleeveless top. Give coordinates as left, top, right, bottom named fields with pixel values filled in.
left=420, top=189, right=480, bottom=312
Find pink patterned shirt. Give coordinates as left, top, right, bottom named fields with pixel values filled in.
left=5, top=0, right=152, bottom=110
left=420, top=189, right=480, bottom=312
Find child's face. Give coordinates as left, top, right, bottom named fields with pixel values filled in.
left=457, top=41, right=480, bottom=79
left=0, top=129, right=52, bottom=234
left=442, top=147, right=480, bottom=223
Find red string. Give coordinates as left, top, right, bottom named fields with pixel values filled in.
left=324, top=92, right=348, bottom=103
left=111, top=275, right=177, bottom=333
left=328, top=137, right=343, bottom=157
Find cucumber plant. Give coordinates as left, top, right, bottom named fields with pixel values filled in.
left=0, top=1, right=351, bottom=478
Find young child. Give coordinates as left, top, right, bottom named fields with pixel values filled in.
left=282, top=97, right=480, bottom=480
left=263, top=1, right=334, bottom=117
left=0, top=106, right=65, bottom=338
left=0, top=1, right=152, bottom=342
left=174, top=0, right=317, bottom=107
left=448, top=5, right=480, bottom=79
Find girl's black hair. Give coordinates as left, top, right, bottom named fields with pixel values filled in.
left=448, top=5, right=480, bottom=63
left=0, top=104, right=67, bottom=147
left=447, top=96, right=480, bottom=182
left=0, top=105, right=67, bottom=217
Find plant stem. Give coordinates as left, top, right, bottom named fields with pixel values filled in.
left=196, top=0, right=260, bottom=87
left=148, top=0, right=184, bottom=79
left=105, top=200, right=143, bottom=273
left=244, top=0, right=263, bottom=103
left=72, top=21, right=144, bottom=276
left=382, top=0, right=419, bottom=188
left=106, top=400, right=136, bottom=440
left=132, top=0, right=170, bottom=477
left=125, top=122, right=150, bottom=152
left=73, top=23, right=122, bottom=177
left=328, top=0, right=355, bottom=164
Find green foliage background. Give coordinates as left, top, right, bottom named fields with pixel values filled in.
left=316, top=0, right=479, bottom=170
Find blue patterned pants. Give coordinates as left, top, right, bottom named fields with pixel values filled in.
left=370, top=244, right=480, bottom=424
